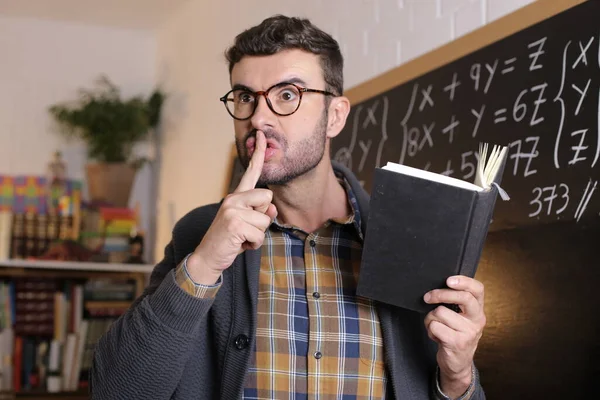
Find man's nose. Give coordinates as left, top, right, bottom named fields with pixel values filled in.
left=250, top=94, right=276, bottom=129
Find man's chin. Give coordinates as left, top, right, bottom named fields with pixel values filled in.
left=258, top=170, right=294, bottom=187
left=258, top=176, right=288, bottom=187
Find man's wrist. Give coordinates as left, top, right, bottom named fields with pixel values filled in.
left=175, top=253, right=222, bottom=299
left=186, top=252, right=222, bottom=285
left=437, top=365, right=475, bottom=399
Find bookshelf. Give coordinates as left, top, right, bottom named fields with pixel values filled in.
left=0, top=259, right=153, bottom=399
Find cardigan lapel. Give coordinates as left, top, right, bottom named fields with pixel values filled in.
left=378, top=301, right=440, bottom=399
left=378, top=304, right=412, bottom=399
left=222, top=248, right=261, bottom=399
left=243, top=247, right=261, bottom=316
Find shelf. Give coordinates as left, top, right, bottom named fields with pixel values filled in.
left=0, top=258, right=154, bottom=274
left=7, top=390, right=89, bottom=399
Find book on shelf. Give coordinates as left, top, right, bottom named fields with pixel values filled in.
left=357, top=143, right=510, bottom=313
left=0, top=275, right=137, bottom=394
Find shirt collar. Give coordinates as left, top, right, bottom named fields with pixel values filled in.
left=270, top=172, right=364, bottom=241
left=334, top=173, right=363, bottom=240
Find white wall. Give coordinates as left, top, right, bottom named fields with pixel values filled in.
left=154, top=0, right=536, bottom=260
left=0, top=15, right=156, bottom=260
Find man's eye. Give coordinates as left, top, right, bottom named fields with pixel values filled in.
left=238, top=93, right=254, bottom=103
left=280, top=90, right=297, bottom=101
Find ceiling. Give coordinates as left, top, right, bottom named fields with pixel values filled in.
left=0, top=0, right=191, bottom=30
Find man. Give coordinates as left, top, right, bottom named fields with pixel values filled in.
left=91, top=15, right=487, bottom=400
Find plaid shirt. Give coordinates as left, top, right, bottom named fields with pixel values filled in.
left=241, top=178, right=387, bottom=399
left=175, top=177, right=474, bottom=400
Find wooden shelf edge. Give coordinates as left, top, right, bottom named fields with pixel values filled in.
left=0, top=258, right=154, bottom=274
left=6, top=390, right=89, bottom=399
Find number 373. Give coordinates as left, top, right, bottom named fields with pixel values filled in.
left=529, top=184, right=569, bottom=217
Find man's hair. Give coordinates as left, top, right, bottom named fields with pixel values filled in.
left=225, top=15, right=344, bottom=96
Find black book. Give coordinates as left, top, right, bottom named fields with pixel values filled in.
left=357, top=143, right=509, bottom=313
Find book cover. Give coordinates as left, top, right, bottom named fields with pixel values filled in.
left=357, top=144, right=508, bottom=313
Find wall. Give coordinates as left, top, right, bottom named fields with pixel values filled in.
left=0, top=15, right=156, bottom=260
left=154, top=0, right=536, bottom=260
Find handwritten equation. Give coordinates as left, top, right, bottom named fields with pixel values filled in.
left=332, top=4, right=600, bottom=228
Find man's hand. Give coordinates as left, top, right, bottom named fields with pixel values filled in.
left=423, top=276, right=486, bottom=398
left=186, top=130, right=277, bottom=285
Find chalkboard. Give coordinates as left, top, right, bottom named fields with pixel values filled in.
left=331, top=0, right=599, bottom=231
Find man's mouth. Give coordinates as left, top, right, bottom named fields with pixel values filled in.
left=246, top=136, right=279, bottom=160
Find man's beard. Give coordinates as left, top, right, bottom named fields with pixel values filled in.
left=235, top=109, right=328, bottom=186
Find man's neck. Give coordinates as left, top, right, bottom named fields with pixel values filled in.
left=269, top=159, right=350, bottom=233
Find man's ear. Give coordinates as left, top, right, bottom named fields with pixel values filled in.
left=326, top=96, right=351, bottom=139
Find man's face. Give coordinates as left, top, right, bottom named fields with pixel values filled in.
left=230, top=49, right=331, bottom=186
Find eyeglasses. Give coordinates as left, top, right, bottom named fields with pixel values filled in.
left=219, top=82, right=336, bottom=120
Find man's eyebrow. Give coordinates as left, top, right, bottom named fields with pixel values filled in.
left=231, top=77, right=309, bottom=92
left=231, top=83, right=253, bottom=91
left=281, top=77, right=308, bottom=86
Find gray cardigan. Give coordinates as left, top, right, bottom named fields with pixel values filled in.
left=90, top=161, right=485, bottom=400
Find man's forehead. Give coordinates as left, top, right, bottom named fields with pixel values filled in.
left=230, top=49, right=323, bottom=89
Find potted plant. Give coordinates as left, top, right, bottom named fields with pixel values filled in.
left=49, top=75, right=164, bottom=207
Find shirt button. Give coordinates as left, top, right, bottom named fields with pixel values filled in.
left=314, top=351, right=322, bottom=359
left=309, top=240, right=316, bottom=247
left=234, top=334, right=249, bottom=350
left=312, top=292, right=320, bottom=299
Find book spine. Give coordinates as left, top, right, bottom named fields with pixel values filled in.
left=453, top=193, right=478, bottom=277
left=458, top=186, right=500, bottom=278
